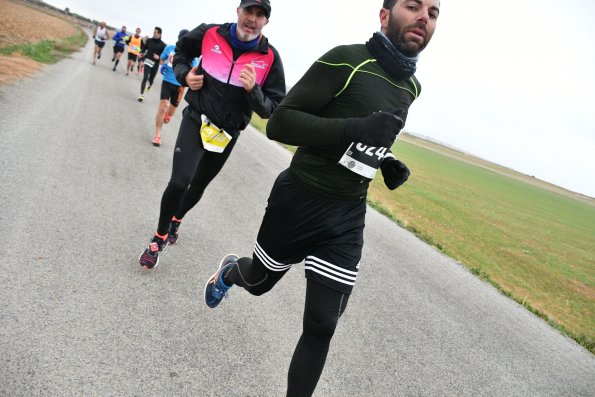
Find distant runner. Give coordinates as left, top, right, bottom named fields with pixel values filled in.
left=125, top=28, right=142, bottom=76
left=151, top=29, right=196, bottom=147
left=111, top=25, right=127, bottom=72
left=137, top=27, right=166, bottom=103
left=137, top=36, right=148, bottom=76
left=92, top=21, right=110, bottom=65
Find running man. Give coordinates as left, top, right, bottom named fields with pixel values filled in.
left=138, top=0, right=285, bottom=269
left=92, top=21, right=110, bottom=65
left=203, top=1, right=440, bottom=396
left=125, top=28, right=142, bottom=76
left=111, top=25, right=127, bottom=71
left=137, top=27, right=166, bottom=103
left=151, top=29, right=198, bottom=147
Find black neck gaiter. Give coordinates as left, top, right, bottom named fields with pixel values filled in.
left=366, top=31, right=418, bottom=80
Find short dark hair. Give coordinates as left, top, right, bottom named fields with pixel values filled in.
left=383, top=0, right=398, bottom=9
left=154, top=27, right=162, bottom=34
left=178, top=29, right=189, bottom=40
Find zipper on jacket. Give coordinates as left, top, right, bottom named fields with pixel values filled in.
left=227, top=59, right=237, bottom=84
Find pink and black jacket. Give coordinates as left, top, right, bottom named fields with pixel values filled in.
left=173, top=23, right=286, bottom=134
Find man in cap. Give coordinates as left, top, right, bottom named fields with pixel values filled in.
left=138, top=0, right=285, bottom=269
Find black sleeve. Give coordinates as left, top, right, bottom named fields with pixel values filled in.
left=245, top=45, right=286, bottom=119
left=173, top=24, right=210, bottom=87
left=266, top=47, right=352, bottom=146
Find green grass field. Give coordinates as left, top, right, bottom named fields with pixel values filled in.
left=251, top=114, right=595, bottom=353
left=0, top=29, right=88, bottom=64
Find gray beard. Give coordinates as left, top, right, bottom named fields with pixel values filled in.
left=235, top=26, right=258, bottom=42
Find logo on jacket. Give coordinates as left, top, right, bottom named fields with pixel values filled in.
left=211, top=44, right=222, bottom=54
left=251, top=60, right=268, bottom=69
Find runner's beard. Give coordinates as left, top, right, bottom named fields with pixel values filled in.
left=386, top=14, right=428, bottom=57
left=236, top=25, right=259, bottom=42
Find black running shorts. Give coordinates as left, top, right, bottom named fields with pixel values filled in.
left=127, top=53, right=138, bottom=61
left=254, top=169, right=366, bottom=294
left=94, top=40, right=105, bottom=48
left=160, top=81, right=184, bottom=107
left=113, top=45, right=124, bottom=54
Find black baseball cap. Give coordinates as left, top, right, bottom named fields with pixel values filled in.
left=239, top=0, right=271, bottom=18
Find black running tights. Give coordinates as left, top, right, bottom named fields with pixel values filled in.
left=223, top=256, right=350, bottom=397
left=141, top=62, right=159, bottom=94
left=156, top=113, right=237, bottom=235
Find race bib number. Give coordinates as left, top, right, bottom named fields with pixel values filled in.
left=131, top=45, right=140, bottom=52
left=338, top=142, right=388, bottom=179
left=200, top=115, right=232, bottom=153
left=144, top=59, right=156, bottom=68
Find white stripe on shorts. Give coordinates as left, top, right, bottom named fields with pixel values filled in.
left=304, top=255, right=358, bottom=286
left=254, top=242, right=292, bottom=272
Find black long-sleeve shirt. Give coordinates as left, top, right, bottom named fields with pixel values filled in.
left=266, top=44, right=421, bottom=200
left=141, top=37, right=166, bottom=62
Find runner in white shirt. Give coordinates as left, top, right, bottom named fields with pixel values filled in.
left=92, top=21, right=110, bottom=65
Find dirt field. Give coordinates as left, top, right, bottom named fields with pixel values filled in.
left=0, top=0, right=81, bottom=84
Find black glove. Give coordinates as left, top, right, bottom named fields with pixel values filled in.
left=380, top=157, right=410, bottom=190
left=344, top=111, right=404, bottom=147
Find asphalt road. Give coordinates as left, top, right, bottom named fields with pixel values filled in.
left=0, top=38, right=593, bottom=397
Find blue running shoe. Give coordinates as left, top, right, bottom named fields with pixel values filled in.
left=204, top=254, right=238, bottom=308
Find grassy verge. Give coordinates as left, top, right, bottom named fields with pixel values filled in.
left=0, top=28, right=88, bottom=64
left=250, top=114, right=595, bottom=354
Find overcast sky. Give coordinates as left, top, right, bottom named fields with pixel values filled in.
left=48, top=0, right=595, bottom=197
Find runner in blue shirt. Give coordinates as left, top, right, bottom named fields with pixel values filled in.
left=151, top=29, right=197, bottom=146
left=111, top=26, right=128, bottom=72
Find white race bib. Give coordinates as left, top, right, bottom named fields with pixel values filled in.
left=144, top=59, right=156, bottom=68
left=338, top=142, right=389, bottom=179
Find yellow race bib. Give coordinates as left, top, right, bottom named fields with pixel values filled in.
left=200, top=115, right=232, bottom=153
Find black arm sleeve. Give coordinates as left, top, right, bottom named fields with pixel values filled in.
left=266, top=49, right=351, bottom=147
left=245, top=45, right=286, bottom=119
left=173, top=24, right=210, bottom=87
